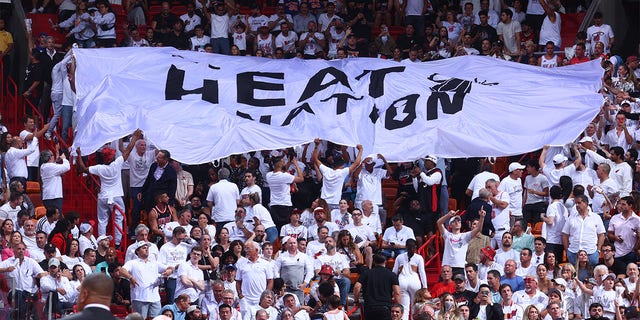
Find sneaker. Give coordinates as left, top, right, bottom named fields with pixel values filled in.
left=30, top=8, right=37, bottom=13
left=44, top=132, right=52, bottom=140
left=37, top=6, right=44, bottom=12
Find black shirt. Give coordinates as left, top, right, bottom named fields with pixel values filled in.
left=471, top=24, right=497, bottom=50
left=463, top=197, right=494, bottom=235
left=358, top=265, right=399, bottom=308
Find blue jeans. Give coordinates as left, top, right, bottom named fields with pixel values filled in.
left=382, top=248, right=406, bottom=258
left=43, top=198, right=63, bottom=213
left=61, top=105, right=73, bottom=143
left=265, top=226, right=278, bottom=243
left=211, top=37, right=230, bottom=55
left=567, top=250, right=599, bottom=266
left=47, top=92, right=63, bottom=135
left=165, top=278, right=177, bottom=303
left=335, top=277, right=351, bottom=307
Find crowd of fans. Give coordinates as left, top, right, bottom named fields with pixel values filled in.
left=1, top=0, right=640, bottom=320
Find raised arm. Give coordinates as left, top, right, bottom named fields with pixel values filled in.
left=75, top=148, right=89, bottom=174
left=539, top=145, right=549, bottom=170
left=348, top=144, right=363, bottom=174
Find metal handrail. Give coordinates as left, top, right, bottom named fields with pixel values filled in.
left=111, top=204, right=128, bottom=249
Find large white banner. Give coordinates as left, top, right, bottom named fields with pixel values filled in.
left=72, top=47, right=603, bottom=164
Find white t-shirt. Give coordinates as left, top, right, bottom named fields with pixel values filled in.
left=126, top=149, right=156, bottom=188
left=266, top=171, right=295, bottom=206
left=40, top=159, right=70, bottom=200
left=175, top=260, right=204, bottom=302
left=247, top=14, right=269, bottom=32
left=180, top=13, right=201, bottom=33
left=441, top=230, right=472, bottom=268
left=275, top=31, right=298, bottom=53
left=300, top=32, right=325, bottom=55
left=355, top=168, right=387, bottom=205
left=467, top=171, right=500, bottom=199
left=586, top=23, right=614, bottom=53
left=20, top=130, right=39, bottom=167
left=497, top=20, right=521, bottom=54
left=542, top=164, right=576, bottom=186
left=206, top=180, right=240, bottom=222
left=524, top=173, right=549, bottom=204
left=499, top=176, right=523, bottom=216
left=543, top=201, right=567, bottom=245
left=210, top=13, right=230, bottom=38
left=314, top=252, right=350, bottom=278
left=382, top=226, right=415, bottom=246
left=88, top=156, right=125, bottom=199
left=490, top=191, right=511, bottom=230
left=318, top=164, right=350, bottom=205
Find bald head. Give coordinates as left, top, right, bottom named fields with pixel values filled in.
left=78, top=273, right=114, bottom=309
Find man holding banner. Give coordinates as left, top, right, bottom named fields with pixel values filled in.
left=76, top=129, right=141, bottom=247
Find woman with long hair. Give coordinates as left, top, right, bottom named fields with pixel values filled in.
left=215, top=227, right=230, bottom=252
left=62, top=238, right=83, bottom=267
left=197, top=212, right=216, bottom=238
left=336, top=230, right=364, bottom=272
left=523, top=305, right=541, bottom=320
left=544, top=251, right=561, bottom=279
left=535, top=264, right=553, bottom=295
left=48, top=218, right=72, bottom=253
left=575, top=249, right=593, bottom=282
left=198, top=233, right=219, bottom=281
left=70, top=264, right=86, bottom=293
left=244, top=192, right=278, bottom=242
left=392, top=239, right=428, bottom=320
left=437, top=293, right=461, bottom=320
left=0, top=219, right=14, bottom=249
left=1, top=231, right=28, bottom=260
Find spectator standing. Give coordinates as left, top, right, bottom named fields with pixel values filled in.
left=76, top=130, right=139, bottom=247
left=586, top=12, right=614, bottom=54
left=266, top=155, right=304, bottom=230
left=274, top=236, right=314, bottom=303
left=139, top=149, right=177, bottom=213
left=121, top=242, right=174, bottom=319
left=20, top=116, right=48, bottom=182
left=497, top=9, right=521, bottom=57
left=205, top=2, right=232, bottom=55
left=537, top=0, right=561, bottom=50
left=562, top=195, right=605, bottom=265
left=91, top=1, right=117, bottom=47
left=236, top=242, right=274, bottom=319
left=121, top=137, right=156, bottom=234
left=607, top=196, right=640, bottom=265
left=354, top=253, right=401, bottom=320
left=39, top=148, right=70, bottom=212
left=438, top=209, right=484, bottom=275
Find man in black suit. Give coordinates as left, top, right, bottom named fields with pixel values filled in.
left=64, top=273, right=116, bottom=320
left=139, top=149, right=177, bottom=212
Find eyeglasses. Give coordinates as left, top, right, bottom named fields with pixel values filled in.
left=602, top=249, right=612, bottom=253
left=352, top=213, right=362, bottom=216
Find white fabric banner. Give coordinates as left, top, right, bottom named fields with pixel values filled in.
left=72, top=47, right=603, bottom=164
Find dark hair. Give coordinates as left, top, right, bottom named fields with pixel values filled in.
left=318, top=281, right=335, bottom=298
left=478, top=10, right=488, bottom=17
left=45, top=206, right=58, bottom=218
left=621, top=196, right=635, bottom=207
left=373, top=253, right=387, bottom=265
left=499, top=283, right=512, bottom=293
left=559, top=176, right=573, bottom=202
left=549, top=185, right=563, bottom=200
left=406, top=238, right=417, bottom=260
left=611, top=146, right=624, bottom=158
left=501, top=9, right=512, bottom=17
left=488, top=269, right=501, bottom=279
left=464, top=263, right=478, bottom=271
left=534, top=236, right=546, bottom=245
left=589, top=302, right=603, bottom=310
